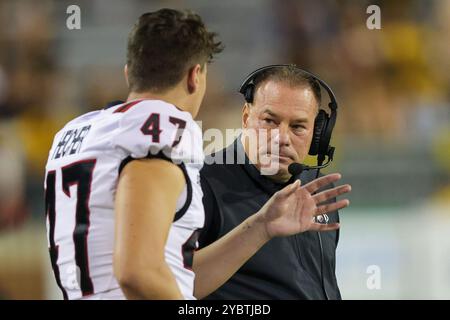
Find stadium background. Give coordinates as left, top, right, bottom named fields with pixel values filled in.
left=0, top=0, right=449, bottom=299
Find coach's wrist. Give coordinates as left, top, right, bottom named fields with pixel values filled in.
left=250, top=211, right=274, bottom=243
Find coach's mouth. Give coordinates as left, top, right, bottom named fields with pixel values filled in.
left=266, top=153, right=294, bottom=162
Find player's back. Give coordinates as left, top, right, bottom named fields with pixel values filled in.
left=44, top=99, right=205, bottom=299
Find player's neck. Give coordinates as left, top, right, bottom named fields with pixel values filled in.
left=127, top=89, right=195, bottom=116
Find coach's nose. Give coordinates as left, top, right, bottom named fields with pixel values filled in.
left=277, top=123, right=291, bottom=147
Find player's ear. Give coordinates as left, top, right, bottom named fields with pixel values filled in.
left=242, top=103, right=250, bottom=128
left=187, top=64, right=202, bottom=94
left=124, top=64, right=129, bottom=88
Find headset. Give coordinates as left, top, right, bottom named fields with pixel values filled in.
left=239, top=64, right=338, bottom=170
left=239, top=64, right=340, bottom=300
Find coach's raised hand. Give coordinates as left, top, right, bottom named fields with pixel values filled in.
left=192, top=172, right=351, bottom=299
left=257, top=173, right=351, bottom=239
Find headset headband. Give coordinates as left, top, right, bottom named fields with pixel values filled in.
left=238, top=64, right=338, bottom=111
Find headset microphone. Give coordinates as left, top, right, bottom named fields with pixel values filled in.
left=287, top=146, right=335, bottom=176
left=288, top=163, right=310, bottom=176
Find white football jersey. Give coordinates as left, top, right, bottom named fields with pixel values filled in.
left=44, top=99, right=204, bottom=300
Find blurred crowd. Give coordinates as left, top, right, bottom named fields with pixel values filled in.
left=0, top=0, right=449, bottom=229
left=0, top=0, right=449, bottom=300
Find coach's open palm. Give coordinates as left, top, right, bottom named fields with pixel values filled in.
left=260, top=173, right=351, bottom=238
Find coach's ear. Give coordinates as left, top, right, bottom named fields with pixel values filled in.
left=242, top=103, right=250, bottom=128
left=124, top=64, right=129, bottom=88
left=187, top=64, right=202, bottom=94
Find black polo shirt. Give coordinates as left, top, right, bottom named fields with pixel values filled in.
left=198, top=138, right=341, bottom=300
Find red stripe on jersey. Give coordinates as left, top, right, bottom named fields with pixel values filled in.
left=113, top=100, right=144, bottom=113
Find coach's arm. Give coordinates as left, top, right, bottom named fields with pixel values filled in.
left=193, top=174, right=350, bottom=299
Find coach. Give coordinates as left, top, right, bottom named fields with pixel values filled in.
left=199, top=65, right=343, bottom=299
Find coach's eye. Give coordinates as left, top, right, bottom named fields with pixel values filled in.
left=263, top=118, right=275, bottom=125
left=292, top=124, right=306, bottom=130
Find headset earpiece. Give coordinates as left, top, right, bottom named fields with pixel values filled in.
left=309, top=110, right=328, bottom=156
left=319, top=103, right=337, bottom=157
left=244, top=83, right=254, bottom=103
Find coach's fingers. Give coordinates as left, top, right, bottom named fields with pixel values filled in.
left=314, top=199, right=350, bottom=216
left=303, top=173, right=342, bottom=194
left=275, top=179, right=301, bottom=199
left=312, top=184, right=351, bottom=204
left=309, top=222, right=340, bottom=232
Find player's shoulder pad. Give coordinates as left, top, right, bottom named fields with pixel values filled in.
left=111, top=99, right=201, bottom=164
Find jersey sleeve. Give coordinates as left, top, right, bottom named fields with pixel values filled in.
left=111, top=101, right=195, bottom=164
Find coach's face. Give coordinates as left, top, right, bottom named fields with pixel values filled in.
left=241, top=80, right=318, bottom=182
